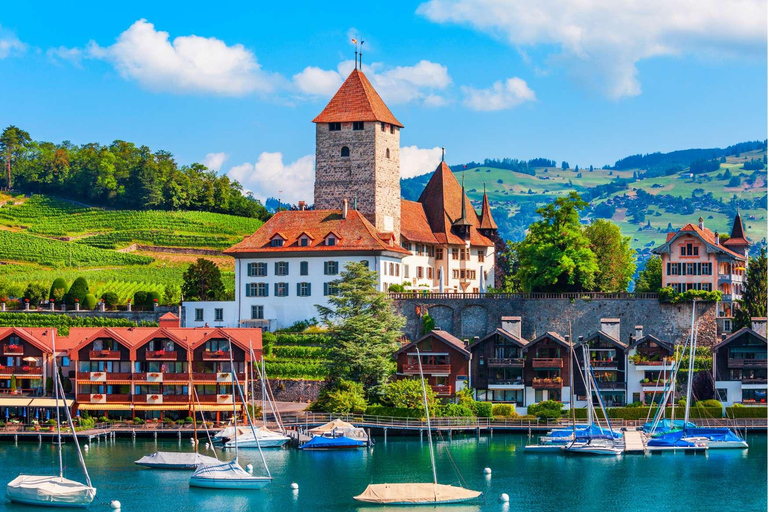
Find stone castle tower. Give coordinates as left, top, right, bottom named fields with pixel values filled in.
left=312, top=69, right=402, bottom=239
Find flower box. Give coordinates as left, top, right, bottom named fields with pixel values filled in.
left=149, top=373, right=161, bottom=378
left=92, top=394, right=104, bottom=400
left=149, top=395, right=160, bottom=400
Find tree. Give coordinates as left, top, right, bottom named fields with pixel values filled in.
left=517, top=192, right=598, bottom=292
left=635, top=256, right=663, bottom=293
left=494, top=240, right=523, bottom=293
left=182, top=258, right=226, bottom=301
left=734, top=249, right=767, bottom=330
left=584, top=219, right=636, bottom=292
left=310, top=379, right=367, bottom=414
left=561, top=161, right=570, bottom=170
left=23, top=283, right=48, bottom=305
left=381, top=378, right=436, bottom=413
left=101, top=292, right=119, bottom=309
left=65, top=277, right=89, bottom=306
left=316, top=262, right=405, bottom=398
left=0, top=125, right=32, bottom=190
left=49, top=278, right=68, bottom=303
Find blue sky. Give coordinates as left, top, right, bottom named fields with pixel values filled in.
left=1, top=0, right=765, bottom=203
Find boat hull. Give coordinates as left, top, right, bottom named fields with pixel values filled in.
left=223, top=437, right=290, bottom=449
left=565, top=447, right=623, bottom=456
left=524, top=445, right=565, bottom=453
left=189, top=476, right=271, bottom=490
left=6, top=476, right=96, bottom=508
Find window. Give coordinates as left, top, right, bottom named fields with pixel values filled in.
left=324, top=282, right=339, bottom=296
left=270, top=238, right=284, bottom=247
left=247, top=262, right=267, bottom=277
left=195, top=309, right=204, bottom=322
left=386, top=148, right=390, bottom=159
left=402, top=241, right=412, bottom=251
left=390, top=125, right=395, bottom=134
left=214, top=308, right=223, bottom=322
left=427, top=267, right=433, bottom=279
left=274, top=282, right=289, bottom=297
left=404, top=265, right=410, bottom=278
left=417, top=267, right=424, bottom=279
left=300, top=261, right=309, bottom=276
left=460, top=248, right=470, bottom=260
left=381, top=122, right=386, bottom=132
left=297, top=282, right=311, bottom=297
left=299, top=236, right=310, bottom=247
left=275, top=261, right=289, bottom=276
left=246, top=283, right=268, bottom=297
left=715, top=388, right=728, bottom=402
left=62, top=356, right=70, bottom=367
left=395, top=264, right=399, bottom=277
left=478, top=249, right=485, bottom=263
left=324, top=261, right=339, bottom=275
left=416, top=244, right=423, bottom=256
left=452, top=269, right=459, bottom=279
left=329, top=122, right=341, bottom=131
left=360, top=260, right=369, bottom=268
left=353, top=121, right=364, bottom=131
left=251, top=305, right=264, bottom=320
left=340, top=146, right=350, bottom=157
left=326, top=236, right=337, bottom=246
left=389, top=262, right=395, bottom=275
left=436, top=248, right=444, bottom=260
left=452, top=248, right=459, bottom=260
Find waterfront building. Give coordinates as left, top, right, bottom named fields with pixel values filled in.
left=652, top=215, right=750, bottom=328
left=469, top=317, right=527, bottom=407
left=625, top=326, right=676, bottom=405
left=0, top=327, right=52, bottom=395
left=712, top=318, right=767, bottom=406
left=574, top=318, right=628, bottom=407
left=524, top=332, right=573, bottom=408
left=182, top=66, right=497, bottom=331
left=393, top=329, right=471, bottom=398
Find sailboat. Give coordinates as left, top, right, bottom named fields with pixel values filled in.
left=189, top=338, right=272, bottom=489
left=6, top=332, right=97, bottom=507
left=354, top=348, right=482, bottom=505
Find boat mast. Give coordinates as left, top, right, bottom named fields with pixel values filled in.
left=51, top=331, right=63, bottom=478
left=416, top=347, right=438, bottom=486
left=683, top=301, right=697, bottom=427
left=55, top=356, right=92, bottom=488
left=569, top=323, right=575, bottom=436
left=192, top=390, right=198, bottom=453
left=583, top=340, right=593, bottom=426
left=227, top=338, right=239, bottom=462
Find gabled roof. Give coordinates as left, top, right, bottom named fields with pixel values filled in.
left=159, top=312, right=179, bottom=321
left=723, top=213, right=750, bottom=247
left=527, top=331, right=570, bottom=349
left=394, top=330, right=470, bottom=357
left=224, top=209, right=410, bottom=256
left=469, top=328, right=528, bottom=349
left=653, top=223, right=745, bottom=260
left=580, top=331, right=628, bottom=350
left=478, top=190, right=497, bottom=230
left=713, top=326, right=767, bottom=351
left=70, top=327, right=134, bottom=355
left=400, top=200, right=439, bottom=244
left=186, top=327, right=260, bottom=357
left=627, top=334, right=673, bottom=352
left=0, top=327, right=54, bottom=354
left=129, top=328, right=187, bottom=359
left=312, top=69, right=403, bottom=127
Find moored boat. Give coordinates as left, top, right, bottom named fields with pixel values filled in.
left=135, top=451, right=220, bottom=470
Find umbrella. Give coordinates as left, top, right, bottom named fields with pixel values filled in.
left=35, top=409, right=39, bottom=419
left=46, top=410, right=50, bottom=421
left=23, top=357, right=37, bottom=362
left=4, top=409, right=8, bottom=420
left=76, top=409, right=80, bottom=417
left=23, top=408, right=26, bottom=418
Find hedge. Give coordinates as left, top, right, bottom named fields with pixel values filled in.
left=275, top=333, right=334, bottom=346
left=573, top=407, right=725, bottom=420
left=492, top=404, right=516, bottom=417
left=726, top=406, right=767, bottom=418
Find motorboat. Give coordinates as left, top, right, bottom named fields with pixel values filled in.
left=223, top=426, right=290, bottom=449
left=189, top=461, right=271, bottom=490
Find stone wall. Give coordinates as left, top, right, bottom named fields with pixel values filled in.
left=253, top=379, right=324, bottom=403
left=397, top=297, right=719, bottom=346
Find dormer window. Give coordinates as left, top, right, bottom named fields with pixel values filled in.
left=329, top=122, right=341, bottom=131
left=271, top=238, right=284, bottom=247
left=353, top=121, right=364, bottom=131
left=341, top=146, right=350, bottom=157
left=326, top=237, right=336, bottom=246
left=300, top=237, right=309, bottom=247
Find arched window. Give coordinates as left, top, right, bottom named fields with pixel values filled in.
left=386, top=148, right=390, bottom=159
left=341, top=146, right=350, bottom=157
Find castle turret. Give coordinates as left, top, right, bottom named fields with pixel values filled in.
left=723, top=212, right=751, bottom=257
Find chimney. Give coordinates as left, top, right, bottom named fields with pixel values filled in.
left=501, top=316, right=522, bottom=339
left=634, top=325, right=643, bottom=339
left=600, top=318, right=621, bottom=341
left=752, top=318, right=767, bottom=338
left=342, top=198, right=348, bottom=219
left=298, top=201, right=306, bottom=211
left=159, top=312, right=180, bottom=328
left=698, top=217, right=704, bottom=229
left=714, top=231, right=719, bottom=245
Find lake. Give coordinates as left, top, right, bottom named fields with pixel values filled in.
left=0, top=432, right=765, bottom=512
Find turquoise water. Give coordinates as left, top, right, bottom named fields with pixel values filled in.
left=0, top=433, right=765, bottom=512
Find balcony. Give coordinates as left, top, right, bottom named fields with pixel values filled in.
left=202, top=350, right=230, bottom=361
left=741, top=378, right=767, bottom=385
left=2, top=345, right=23, bottom=355
left=532, top=358, right=563, bottom=369
left=145, top=350, right=178, bottom=360
left=718, top=273, right=732, bottom=283
left=595, top=381, right=626, bottom=390
left=402, top=364, right=452, bottom=375
left=164, top=373, right=190, bottom=382
left=76, top=393, right=130, bottom=404
left=532, top=378, right=563, bottom=389
left=134, top=394, right=164, bottom=404
left=728, top=358, right=767, bottom=369
left=488, top=379, right=524, bottom=388
left=487, top=357, right=525, bottom=367
left=432, top=385, right=452, bottom=396
left=88, top=350, right=121, bottom=360
left=0, top=366, right=43, bottom=376
left=591, top=359, right=618, bottom=369
left=76, top=372, right=131, bottom=381
left=641, top=380, right=668, bottom=389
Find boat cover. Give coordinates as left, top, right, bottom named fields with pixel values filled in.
left=191, top=461, right=265, bottom=481
left=646, top=431, right=698, bottom=447
left=684, top=427, right=745, bottom=443
left=354, top=483, right=482, bottom=504
left=547, top=424, right=622, bottom=439
left=642, top=420, right=696, bottom=433
left=135, top=451, right=219, bottom=467
left=6, top=475, right=96, bottom=506
left=299, top=435, right=366, bottom=450
left=308, top=419, right=356, bottom=433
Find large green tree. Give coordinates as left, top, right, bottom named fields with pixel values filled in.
left=734, top=249, right=767, bottom=330
left=182, top=258, right=226, bottom=301
left=316, top=262, right=405, bottom=398
left=518, top=192, right=599, bottom=292
left=584, top=219, right=636, bottom=292
left=635, top=256, right=663, bottom=293
left=493, top=240, right=523, bottom=293
left=0, top=125, right=32, bottom=190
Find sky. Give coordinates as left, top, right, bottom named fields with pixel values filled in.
left=0, top=0, right=766, bottom=204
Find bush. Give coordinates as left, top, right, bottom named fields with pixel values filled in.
left=698, top=399, right=723, bottom=409
left=473, top=401, right=493, bottom=418
left=492, top=404, right=516, bottom=417
left=78, top=417, right=95, bottom=429
left=101, top=292, right=119, bottom=309
left=49, top=278, right=68, bottom=303
left=658, top=287, right=722, bottom=303
left=24, top=282, right=48, bottom=305
left=310, top=380, right=368, bottom=414
left=527, top=400, right=564, bottom=420
left=147, top=290, right=161, bottom=306
left=65, top=277, right=89, bottom=306
left=133, top=291, right=148, bottom=308
left=573, top=406, right=724, bottom=420
left=46, top=419, right=57, bottom=426
left=184, top=417, right=194, bottom=424
left=626, top=401, right=644, bottom=408
left=84, top=294, right=98, bottom=310
left=262, top=331, right=276, bottom=357
left=422, top=314, right=435, bottom=335
left=381, top=379, right=436, bottom=412
left=436, top=403, right=474, bottom=417
left=133, top=417, right=145, bottom=425
left=727, top=406, right=767, bottom=418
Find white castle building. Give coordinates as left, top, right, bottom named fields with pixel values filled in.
left=183, top=66, right=498, bottom=330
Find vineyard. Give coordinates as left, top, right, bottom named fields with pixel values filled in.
left=91, top=280, right=166, bottom=304
left=265, top=334, right=332, bottom=380
left=0, top=313, right=157, bottom=336
left=76, top=231, right=235, bottom=250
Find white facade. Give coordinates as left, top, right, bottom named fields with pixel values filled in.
left=399, top=242, right=494, bottom=293
left=181, top=301, right=237, bottom=329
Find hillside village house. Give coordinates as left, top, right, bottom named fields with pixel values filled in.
left=182, top=66, right=497, bottom=330
left=652, top=214, right=750, bottom=331
left=712, top=318, right=767, bottom=407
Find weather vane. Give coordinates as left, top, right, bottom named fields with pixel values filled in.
left=352, top=38, right=365, bottom=69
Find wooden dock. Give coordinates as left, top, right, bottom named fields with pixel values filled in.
left=623, top=430, right=646, bottom=454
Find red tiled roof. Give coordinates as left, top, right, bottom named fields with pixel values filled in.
left=479, top=192, right=497, bottom=230
left=395, top=329, right=470, bottom=357
left=224, top=209, right=410, bottom=256
left=159, top=312, right=179, bottom=320
left=677, top=223, right=744, bottom=259
left=312, top=69, right=403, bottom=127
left=416, top=162, right=494, bottom=247
left=0, top=327, right=55, bottom=353
left=400, top=200, right=439, bottom=244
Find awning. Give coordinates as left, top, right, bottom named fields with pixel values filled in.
left=196, top=405, right=241, bottom=412
left=134, top=405, right=189, bottom=411
left=28, top=398, right=73, bottom=408
left=0, top=398, right=32, bottom=407
left=77, top=404, right=133, bottom=411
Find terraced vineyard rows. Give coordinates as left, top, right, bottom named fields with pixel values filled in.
left=265, top=335, right=332, bottom=380
left=76, top=230, right=235, bottom=249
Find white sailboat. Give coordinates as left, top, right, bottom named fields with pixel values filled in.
left=189, top=338, right=272, bottom=490
left=354, top=348, right=482, bottom=505
left=6, top=333, right=97, bottom=507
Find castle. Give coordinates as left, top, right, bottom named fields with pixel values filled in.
left=183, top=67, right=498, bottom=330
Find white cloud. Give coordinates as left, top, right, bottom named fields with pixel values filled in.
left=47, top=46, right=83, bottom=66
left=85, top=19, right=278, bottom=96
left=201, top=152, right=228, bottom=172
left=461, top=77, right=536, bottom=111
left=227, top=152, right=315, bottom=205
left=417, top=0, right=767, bottom=99
left=292, top=59, right=452, bottom=105
left=400, top=146, right=444, bottom=179
left=0, top=29, right=25, bottom=59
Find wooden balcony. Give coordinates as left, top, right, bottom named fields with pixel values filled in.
left=2, top=345, right=24, bottom=355
left=532, top=378, right=563, bottom=389
left=202, top=350, right=230, bottom=361
left=488, top=379, right=524, bottom=386
left=729, top=358, right=767, bottom=369
left=88, top=350, right=122, bottom=360
left=0, top=366, right=43, bottom=376
left=402, top=364, right=451, bottom=375
left=145, top=350, right=179, bottom=360
left=432, top=385, right=452, bottom=395
left=741, top=378, right=768, bottom=385
left=165, top=373, right=190, bottom=382
left=76, top=372, right=131, bottom=381
left=532, top=358, right=563, bottom=368
left=487, top=358, right=525, bottom=367
left=76, top=393, right=130, bottom=403
left=591, top=359, right=619, bottom=368
left=596, top=381, right=626, bottom=390
left=641, top=380, right=667, bottom=389
left=195, top=394, right=233, bottom=404
left=192, top=373, right=219, bottom=382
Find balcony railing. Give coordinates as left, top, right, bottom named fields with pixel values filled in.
left=741, top=378, right=768, bottom=385
left=76, top=372, right=131, bottom=381
left=88, top=350, right=122, bottom=360
left=76, top=394, right=130, bottom=403
left=595, top=381, right=626, bottom=390
left=729, top=358, right=768, bottom=369
left=532, top=358, right=563, bottom=368
left=2, top=345, right=24, bottom=355
left=631, top=359, right=675, bottom=367
left=145, top=350, right=178, bottom=360
left=402, top=364, right=452, bottom=374
left=488, top=379, right=524, bottom=386
left=0, top=366, right=43, bottom=375
left=641, top=380, right=668, bottom=388
left=432, top=385, right=452, bottom=395
left=487, top=358, right=525, bottom=367
left=532, top=378, right=563, bottom=389
left=591, top=360, right=618, bottom=368
left=202, top=350, right=230, bottom=360
left=165, top=373, right=190, bottom=382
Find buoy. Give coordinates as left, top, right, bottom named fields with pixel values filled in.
left=291, top=483, right=299, bottom=490
left=245, top=464, right=254, bottom=473
left=499, top=493, right=509, bottom=503
left=483, top=467, right=492, bottom=475
left=205, top=443, right=210, bottom=449
left=83, top=445, right=89, bottom=451
left=110, top=500, right=121, bottom=509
